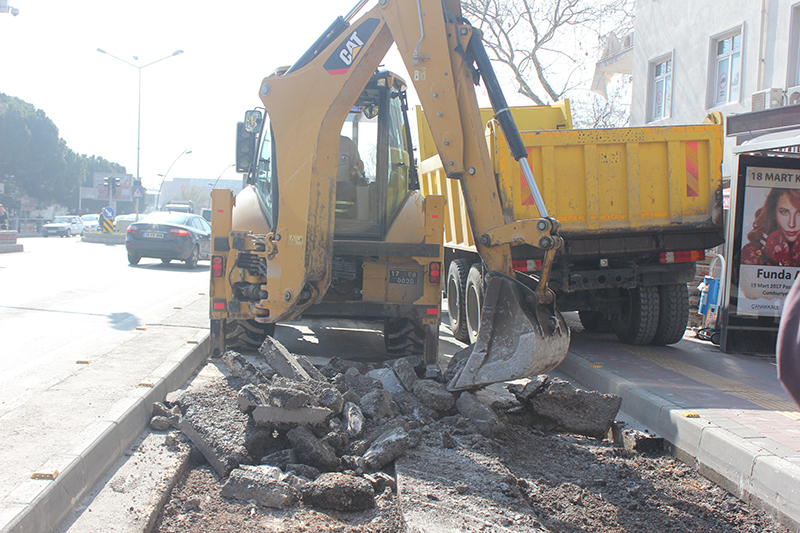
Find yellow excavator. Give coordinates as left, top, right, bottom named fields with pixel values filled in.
left=209, top=0, right=569, bottom=390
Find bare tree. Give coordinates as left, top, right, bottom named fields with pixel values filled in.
left=463, top=0, right=633, bottom=125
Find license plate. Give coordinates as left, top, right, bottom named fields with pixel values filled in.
left=388, top=268, right=420, bottom=286
left=143, top=231, right=164, bottom=239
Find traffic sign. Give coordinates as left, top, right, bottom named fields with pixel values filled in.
left=131, top=186, right=145, bottom=199
left=102, top=206, right=115, bottom=219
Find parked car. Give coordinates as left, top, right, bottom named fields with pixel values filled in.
left=164, top=201, right=194, bottom=213
left=42, top=216, right=84, bottom=237
left=125, top=211, right=211, bottom=268
left=81, top=214, right=100, bottom=232
left=113, top=213, right=144, bottom=233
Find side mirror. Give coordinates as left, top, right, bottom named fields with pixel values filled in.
left=244, top=110, right=263, bottom=133
left=363, top=105, right=379, bottom=120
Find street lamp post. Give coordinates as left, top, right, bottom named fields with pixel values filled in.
left=156, top=150, right=192, bottom=209
left=208, top=163, right=235, bottom=207
left=211, top=163, right=235, bottom=189
left=96, top=48, right=184, bottom=188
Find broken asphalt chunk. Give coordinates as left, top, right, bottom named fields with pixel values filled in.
left=412, top=379, right=455, bottom=412
left=221, top=466, right=298, bottom=509
left=175, top=378, right=255, bottom=477
left=251, top=405, right=333, bottom=430
left=259, top=336, right=312, bottom=381
left=223, top=350, right=272, bottom=384
left=528, top=378, right=622, bottom=439
left=342, top=401, right=365, bottom=439
left=302, top=473, right=376, bottom=511
left=455, top=391, right=503, bottom=438
left=361, top=426, right=410, bottom=472
left=286, top=425, right=341, bottom=471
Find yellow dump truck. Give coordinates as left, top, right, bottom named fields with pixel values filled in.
left=418, top=103, right=724, bottom=346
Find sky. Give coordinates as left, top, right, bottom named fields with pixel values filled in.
left=0, top=0, right=596, bottom=195
left=0, top=0, right=417, bottom=192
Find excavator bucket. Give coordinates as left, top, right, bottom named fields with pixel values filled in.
left=447, top=273, right=570, bottom=391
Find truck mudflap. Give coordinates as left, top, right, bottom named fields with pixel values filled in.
left=447, top=272, right=570, bottom=391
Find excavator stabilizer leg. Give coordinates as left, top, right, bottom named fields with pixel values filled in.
left=447, top=273, right=570, bottom=391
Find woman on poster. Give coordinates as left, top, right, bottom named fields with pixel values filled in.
left=741, top=188, right=800, bottom=267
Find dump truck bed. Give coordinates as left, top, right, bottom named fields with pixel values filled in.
left=419, top=117, right=724, bottom=259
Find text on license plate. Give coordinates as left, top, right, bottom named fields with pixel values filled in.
left=388, top=268, right=420, bottom=286
left=143, top=231, right=164, bottom=239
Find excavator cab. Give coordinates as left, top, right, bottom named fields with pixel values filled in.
left=333, top=71, right=415, bottom=239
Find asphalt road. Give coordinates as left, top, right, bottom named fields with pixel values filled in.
left=0, top=237, right=209, bottom=419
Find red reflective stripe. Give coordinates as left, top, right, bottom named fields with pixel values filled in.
left=213, top=302, right=225, bottom=310
left=427, top=307, right=438, bottom=315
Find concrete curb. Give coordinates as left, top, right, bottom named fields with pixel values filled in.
left=1, top=334, right=210, bottom=533
left=0, top=244, right=23, bottom=253
left=558, top=351, right=800, bottom=529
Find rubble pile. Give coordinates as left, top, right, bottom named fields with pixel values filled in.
left=152, top=337, right=622, bottom=513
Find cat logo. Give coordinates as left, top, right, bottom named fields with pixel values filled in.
left=324, top=18, right=380, bottom=75
left=339, top=33, right=364, bottom=67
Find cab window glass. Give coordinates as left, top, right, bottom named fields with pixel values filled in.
left=385, top=91, right=409, bottom=226
left=253, top=118, right=276, bottom=229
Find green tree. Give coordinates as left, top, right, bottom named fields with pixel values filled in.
left=0, top=93, right=125, bottom=209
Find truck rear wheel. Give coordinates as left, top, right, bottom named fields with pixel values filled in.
left=224, top=319, right=276, bottom=350
left=446, top=259, right=471, bottom=343
left=579, top=311, right=613, bottom=333
left=384, top=317, right=425, bottom=356
left=651, top=283, right=689, bottom=345
left=613, top=286, right=659, bottom=345
left=465, top=264, right=484, bottom=344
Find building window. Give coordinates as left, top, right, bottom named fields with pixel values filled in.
left=790, top=5, right=800, bottom=87
left=651, top=57, right=672, bottom=121
left=713, top=32, right=742, bottom=106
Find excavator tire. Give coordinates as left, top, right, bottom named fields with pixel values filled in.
left=579, top=310, right=613, bottom=333
left=446, top=259, right=471, bottom=343
left=224, top=319, right=276, bottom=350
left=613, top=286, right=659, bottom=345
left=465, top=263, right=484, bottom=344
left=384, top=317, right=426, bottom=356
left=651, top=283, right=689, bottom=345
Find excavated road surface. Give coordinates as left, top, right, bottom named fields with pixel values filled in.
left=150, top=349, right=789, bottom=533
left=154, top=421, right=788, bottom=533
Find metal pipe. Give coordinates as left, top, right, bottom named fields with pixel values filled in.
left=344, top=0, right=369, bottom=22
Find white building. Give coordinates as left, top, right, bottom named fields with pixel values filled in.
left=625, top=0, right=800, bottom=178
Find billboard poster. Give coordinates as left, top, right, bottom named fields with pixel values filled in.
left=93, top=173, right=133, bottom=201
left=732, top=158, right=800, bottom=317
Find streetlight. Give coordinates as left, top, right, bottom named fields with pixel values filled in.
left=96, top=48, right=184, bottom=186
left=156, top=150, right=192, bottom=209
left=211, top=163, right=235, bottom=189
left=207, top=163, right=235, bottom=207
